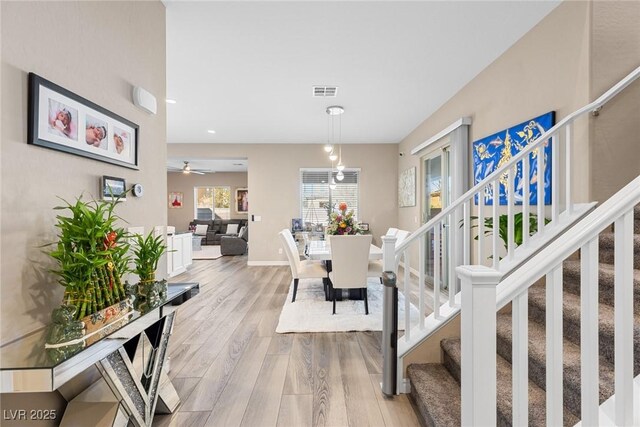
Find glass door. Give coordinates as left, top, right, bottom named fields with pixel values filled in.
left=423, top=147, right=451, bottom=289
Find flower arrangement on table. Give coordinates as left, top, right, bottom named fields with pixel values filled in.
left=325, top=202, right=363, bottom=235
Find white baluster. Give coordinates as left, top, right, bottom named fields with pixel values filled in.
left=551, top=133, right=559, bottom=222
left=614, top=211, right=634, bottom=426
left=434, top=223, right=441, bottom=319
left=537, top=145, right=545, bottom=236
left=458, top=266, right=502, bottom=427
left=507, top=166, right=515, bottom=261
left=492, top=180, right=499, bottom=269
left=512, top=289, right=528, bottom=426
left=463, top=201, right=470, bottom=265
left=418, top=234, right=425, bottom=329
left=478, top=188, right=485, bottom=263
left=565, top=122, right=573, bottom=215
left=581, top=238, right=599, bottom=426
left=546, top=264, right=563, bottom=426
left=522, top=157, right=530, bottom=247
left=404, top=250, right=411, bottom=343
left=448, top=213, right=456, bottom=308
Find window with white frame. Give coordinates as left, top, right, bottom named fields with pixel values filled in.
left=300, top=169, right=359, bottom=225
left=194, top=186, right=231, bottom=220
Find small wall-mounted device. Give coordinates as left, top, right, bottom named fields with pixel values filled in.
left=132, top=86, right=157, bottom=115
left=399, top=152, right=405, bottom=157
left=132, top=183, right=144, bottom=198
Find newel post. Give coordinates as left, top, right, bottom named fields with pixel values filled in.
left=457, top=265, right=502, bottom=427
left=381, top=235, right=398, bottom=397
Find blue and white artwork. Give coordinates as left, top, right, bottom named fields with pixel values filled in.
left=473, top=111, right=555, bottom=205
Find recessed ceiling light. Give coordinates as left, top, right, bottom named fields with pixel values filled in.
left=207, top=130, right=216, bottom=134
left=166, top=99, right=177, bottom=104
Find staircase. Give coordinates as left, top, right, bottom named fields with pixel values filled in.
left=407, top=206, right=640, bottom=426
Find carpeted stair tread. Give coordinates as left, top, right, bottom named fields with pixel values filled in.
left=407, top=364, right=461, bottom=427
left=598, top=232, right=640, bottom=270
left=562, top=260, right=640, bottom=314
left=527, top=285, right=640, bottom=375
left=438, top=338, right=579, bottom=426
left=496, top=313, right=616, bottom=419
left=635, top=205, right=640, bottom=234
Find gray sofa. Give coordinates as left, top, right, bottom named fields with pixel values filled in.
left=189, top=217, right=248, bottom=245
left=220, top=226, right=248, bottom=255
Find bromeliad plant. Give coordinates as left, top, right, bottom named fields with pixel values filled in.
left=48, top=197, right=130, bottom=320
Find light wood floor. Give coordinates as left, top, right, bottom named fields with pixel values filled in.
left=153, top=256, right=421, bottom=427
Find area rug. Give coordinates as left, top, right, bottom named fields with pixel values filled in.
left=192, top=245, right=223, bottom=260
left=276, top=278, right=421, bottom=333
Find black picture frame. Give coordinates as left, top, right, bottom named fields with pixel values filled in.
left=28, top=73, right=139, bottom=169
left=102, top=176, right=127, bottom=201
left=291, top=218, right=303, bottom=232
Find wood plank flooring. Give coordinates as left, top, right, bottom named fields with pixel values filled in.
left=153, top=256, right=420, bottom=427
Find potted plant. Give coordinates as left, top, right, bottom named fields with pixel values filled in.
left=131, top=231, right=168, bottom=312
left=469, top=212, right=550, bottom=258
left=45, top=196, right=132, bottom=357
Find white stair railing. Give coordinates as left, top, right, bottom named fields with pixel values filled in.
left=460, top=174, right=640, bottom=426
left=381, top=64, right=640, bottom=395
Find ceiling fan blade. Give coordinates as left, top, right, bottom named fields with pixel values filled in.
left=191, top=170, right=205, bottom=175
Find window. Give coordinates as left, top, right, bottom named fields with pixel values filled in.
left=300, top=169, right=359, bottom=225
left=194, top=186, right=231, bottom=220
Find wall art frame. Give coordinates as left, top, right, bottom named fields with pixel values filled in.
left=28, top=73, right=139, bottom=169
left=398, top=167, right=416, bottom=207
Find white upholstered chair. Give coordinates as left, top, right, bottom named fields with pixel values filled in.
left=278, top=229, right=328, bottom=302
left=368, top=228, right=411, bottom=281
left=329, top=234, right=372, bottom=315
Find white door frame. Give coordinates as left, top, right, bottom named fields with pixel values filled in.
left=413, top=118, right=471, bottom=292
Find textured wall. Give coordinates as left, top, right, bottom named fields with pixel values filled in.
left=590, top=1, right=640, bottom=202
left=167, top=143, right=398, bottom=263
left=167, top=172, right=249, bottom=227
left=1, top=1, right=167, bottom=344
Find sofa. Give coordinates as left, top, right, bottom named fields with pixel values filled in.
left=189, top=217, right=248, bottom=245
left=221, top=226, right=248, bottom=255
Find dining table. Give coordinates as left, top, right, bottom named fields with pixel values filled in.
left=305, top=239, right=383, bottom=300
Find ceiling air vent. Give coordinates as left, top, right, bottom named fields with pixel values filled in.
left=312, top=86, right=338, bottom=98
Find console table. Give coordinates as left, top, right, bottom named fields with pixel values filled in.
left=0, top=283, right=199, bottom=426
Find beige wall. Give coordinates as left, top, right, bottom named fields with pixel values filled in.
left=167, top=144, right=398, bottom=263
left=590, top=1, right=640, bottom=202
left=397, top=1, right=591, bottom=238
left=1, top=1, right=167, bottom=344
left=167, top=172, right=248, bottom=228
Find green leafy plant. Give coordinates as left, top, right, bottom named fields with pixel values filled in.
left=132, top=232, right=166, bottom=283
left=47, top=196, right=130, bottom=320
left=465, top=212, right=551, bottom=259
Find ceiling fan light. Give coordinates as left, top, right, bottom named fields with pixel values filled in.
left=324, top=144, right=333, bottom=153
left=329, top=153, right=338, bottom=161
left=336, top=171, right=344, bottom=181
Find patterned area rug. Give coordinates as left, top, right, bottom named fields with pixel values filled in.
left=276, top=278, right=420, bottom=333
left=192, top=245, right=223, bottom=260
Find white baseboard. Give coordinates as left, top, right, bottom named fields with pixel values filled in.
left=247, top=261, right=289, bottom=266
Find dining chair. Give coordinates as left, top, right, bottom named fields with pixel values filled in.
left=329, top=234, right=372, bottom=315
left=278, top=229, right=328, bottom=302
left=368, top=228, right=411, bottom=282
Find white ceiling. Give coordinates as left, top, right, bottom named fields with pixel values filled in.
left=167, top=158, right=248, bottom=172
left=166, top=1, right=560, bottom=145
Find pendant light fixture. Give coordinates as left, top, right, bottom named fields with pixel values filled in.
left=326, top=106, right=344, bottom=164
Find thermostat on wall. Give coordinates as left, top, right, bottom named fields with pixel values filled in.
left=132, top=183, right=144, bottom=197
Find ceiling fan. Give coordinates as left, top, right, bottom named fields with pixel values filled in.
left=167, top=161, right=212, bottom=175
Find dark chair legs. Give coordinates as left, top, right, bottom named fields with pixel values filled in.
left=364, top=288, right=369, bottom=315
left=332, top=285, right=337, bottom=315
left=379, top=277, right=383, bottom=284
left=292, top=278, right=299, bottom=302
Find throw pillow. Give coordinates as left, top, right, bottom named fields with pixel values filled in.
left=238, top=226, right=246, bottom=238
left=194, top=224, right=208, bottom=236
left=239, top=226, right=248, bottom=241
left=226, top=223, right=239, bottom=235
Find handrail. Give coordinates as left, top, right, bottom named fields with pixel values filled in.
left=495, top=173, right=640, bottom=309
left=395, top=64, right=640, bottom=256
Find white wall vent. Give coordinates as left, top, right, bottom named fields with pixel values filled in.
left=312, top=86, right=338, bottom=97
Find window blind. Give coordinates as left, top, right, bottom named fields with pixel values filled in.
left=300, top=169, right=359, bottom=225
